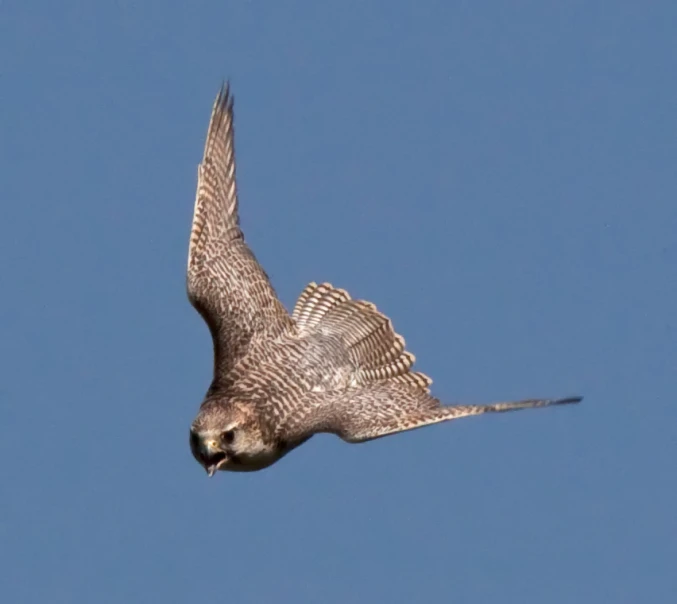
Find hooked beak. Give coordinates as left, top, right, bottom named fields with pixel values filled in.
left=205, top=454, right=227, bottom=477
left=190, top=431, right=227, bottom=477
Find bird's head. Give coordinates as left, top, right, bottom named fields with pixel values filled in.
left=189, top=398, right=266, bottom=475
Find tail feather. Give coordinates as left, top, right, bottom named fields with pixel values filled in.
left=389, top=371, right=434, bottom=392
left=292, top=282, right=350, bottom=331
left=292, top=282, right=432, bottom=392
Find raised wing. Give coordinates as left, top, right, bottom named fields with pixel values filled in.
left=188, top=84, right=292, bottom=383
left=283, top=383, right=582, bottom=443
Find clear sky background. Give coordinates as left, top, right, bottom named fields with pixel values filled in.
left=1, top=2, right=675, bottom=603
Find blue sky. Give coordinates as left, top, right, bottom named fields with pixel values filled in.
left=1, top=2, right=675, bottom=602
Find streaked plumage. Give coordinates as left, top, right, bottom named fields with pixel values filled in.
left=187, top=84, right=582, bottom=476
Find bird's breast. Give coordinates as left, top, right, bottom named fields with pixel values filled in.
left=219, top=447, right=284, bottom=472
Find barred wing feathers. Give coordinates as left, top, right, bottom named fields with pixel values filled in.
left=188, top=84, right=292, bottom=381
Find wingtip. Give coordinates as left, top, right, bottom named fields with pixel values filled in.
left=214, top=80, right=234, bottom=112
left=201, top=80, right=236, bottom=162
left=555, top=395, right=583, bottom=405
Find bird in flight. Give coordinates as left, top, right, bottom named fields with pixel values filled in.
left=187, top=84, right=582, bottom=476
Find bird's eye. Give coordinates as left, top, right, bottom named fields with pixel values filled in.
left=221, top=429, right=235, bottom=444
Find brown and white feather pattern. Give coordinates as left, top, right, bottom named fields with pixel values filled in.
left=187, top=84, right=293, bottom=383
left=280, top=384, right=582, bottom=444
left=292, top=282, right=432, bottom=393
left=190, top=84, right=239, bottom=258
left=187, top=85, right=583, bottom=475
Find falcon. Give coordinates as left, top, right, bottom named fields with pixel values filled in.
left=187, top=84, right=582, bottom=475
